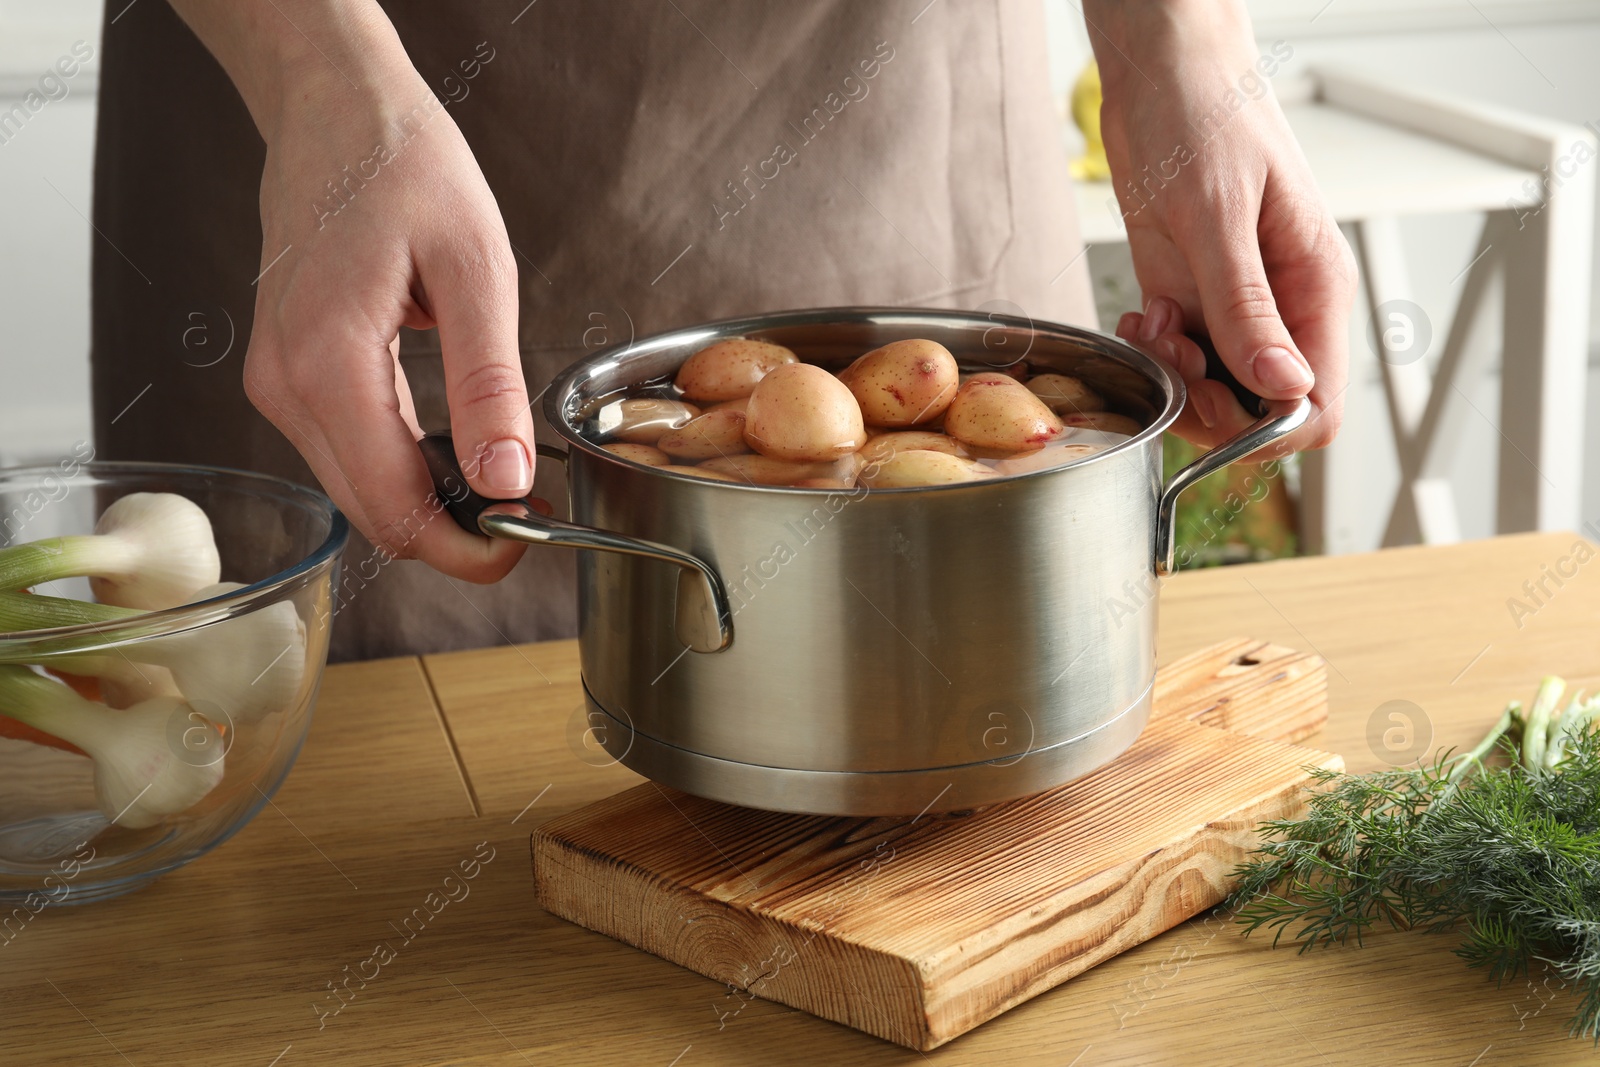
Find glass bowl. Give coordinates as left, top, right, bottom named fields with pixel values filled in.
left=0, top=460, right=347, bottom=904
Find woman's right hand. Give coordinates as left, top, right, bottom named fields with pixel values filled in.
left=171, top=0, right=533, bottom=581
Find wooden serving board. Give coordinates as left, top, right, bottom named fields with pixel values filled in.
left=532, top=638, right=1340, bottom=1051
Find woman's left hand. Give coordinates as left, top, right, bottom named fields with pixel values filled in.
left=1083, top=0, right=1357, bottom=452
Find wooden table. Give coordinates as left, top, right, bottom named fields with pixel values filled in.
left=6, top=531, right=1599, bottom=1066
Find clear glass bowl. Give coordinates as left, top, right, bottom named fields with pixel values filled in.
left=0, top=461, right=347, bottom=904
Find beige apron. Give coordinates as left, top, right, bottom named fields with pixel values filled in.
left=91, top=0, right=1094, bottom=661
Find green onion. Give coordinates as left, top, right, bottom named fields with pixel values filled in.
left=0, top=664, right=224, bottom=829
left=0, top=586, right=306, bottom=723
left=1522, top=675, right=1566, bottom=772
left=0, top=492, right=220, bottom=609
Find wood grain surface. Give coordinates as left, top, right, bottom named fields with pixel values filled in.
left=533, top=640, right=1338, bottom=1050
left=2, top=531, right=1598, bottom=1066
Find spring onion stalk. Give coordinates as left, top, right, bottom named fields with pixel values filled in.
left=1522, top=675, right=1566, bottom=772
left=0, top=665, right=224, bottom=828
left=0, top=584, right=306, bottom=722
left=1543, top=690, right=1599, bottom=770
left=1443, top=703, right=1517, bottom=786
left=0, top=493, right=221, bottom=610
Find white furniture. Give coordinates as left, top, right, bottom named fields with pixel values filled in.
left=0, top=0, right=101, bottom=466
left=1073, top=67, right=1596, bottom=552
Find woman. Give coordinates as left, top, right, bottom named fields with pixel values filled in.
left=91, top=0, right=1353, bottom=661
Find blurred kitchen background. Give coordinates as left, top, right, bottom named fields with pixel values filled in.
left=3, top=0, right=1598, bottom=561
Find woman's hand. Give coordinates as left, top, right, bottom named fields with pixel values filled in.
left=1083, top=0, right=1357, bottom=451
left=170, top=0, right=532, bottom=581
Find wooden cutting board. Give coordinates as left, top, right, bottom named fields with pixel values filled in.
left=532, top=638, right=1339, bottom=1051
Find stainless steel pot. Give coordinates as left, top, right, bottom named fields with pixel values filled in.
left=423, top=308, right=1308, bottom=816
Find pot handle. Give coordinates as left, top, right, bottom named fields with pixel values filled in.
left=417, top=432, right=734, bottom=653
left=1153, top=337, right=1312, bottom=576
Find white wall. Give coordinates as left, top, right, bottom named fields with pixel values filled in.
left=0, top=0, right=101, bottom=466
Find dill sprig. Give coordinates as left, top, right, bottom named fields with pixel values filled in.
left=1230, top=677, right=1600, bottom=1041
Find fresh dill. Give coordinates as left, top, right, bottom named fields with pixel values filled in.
left=1229, top=677, right=1600, bottom=1041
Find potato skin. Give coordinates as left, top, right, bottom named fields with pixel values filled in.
left=859, top=449, right=990, bottom=488
left=699, top=453, right=859, bottom=486
left=838, top=339, right=960, bottom=428
left=1026, top=373, right=1104, bottom=415
left=608, top=398, right=701, bottom=444
left=602, top=443, right=671, bottom=466
left=656, top=409, right=751, bottom=461
left=942, top=373, right=1064, bottom=451
left=674, top=339, right=798, bottom=403
left=1062, top=411, right=1144, bottom=436
left=986, top=442, right=1103, bottom=475
left=708, top=396, right=750, bottom=415
left=743, top=363, right=866, bottom=462
left=859, top=431, right=969, bottom=464
left=959, top=362, right=1028, bottom=383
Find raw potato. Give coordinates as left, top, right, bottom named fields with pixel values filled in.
left=943, top=373, right=1064, bottom=451
left=674, top=339, right=798, bottom=403
left=659, top=464, right=741, bottom=482
left=959, top=362, right=1028, bottom=384
left=602, top=443, right=671, bottom=467
left=605, top=398, right=701, bottom=444
left=860, top=431, right=969, bottom=463
left=859, top=449, right=990, bottom=489
left=743, top=363, right=866, bottom=462
left=708, top=397, right=750, bottom=415
left=700, top=453, right=859, bottom=487
left=834, top=451, right=868, bottom=484
left=1076, top=357, right=1150, bottom=395
left=656, top=409, right=751, bottom=461
left=1062, top=411, right=1143, bottom=436
left=1026, top=373, right=1103, bottom=415
left=837, top=339, right=959, bottom=428
left=987, top=443, right=1103, bottom=476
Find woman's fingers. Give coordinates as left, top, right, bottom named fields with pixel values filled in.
left=388, top=332, right=529, bottom=579
left=246, top=309, right=527, bottom=583
left=244, top=382, right=375, bottom=540
left=391, top=337, right=421, bottom=437
left=418, top=216, right=537, bottom=502
left=1119, top=299, right=1227, bottom=442
left=1172, top=203, right=1316, bottom=402
left=1254, top=173, right=1356, bottom=450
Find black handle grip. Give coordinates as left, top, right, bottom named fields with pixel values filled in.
left=418, top=431, right=503, bottom=534
left=1187, top=333, right=1268, bottom=419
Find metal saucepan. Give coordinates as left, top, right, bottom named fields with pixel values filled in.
left=421, top=307, right=1308, bottom=816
